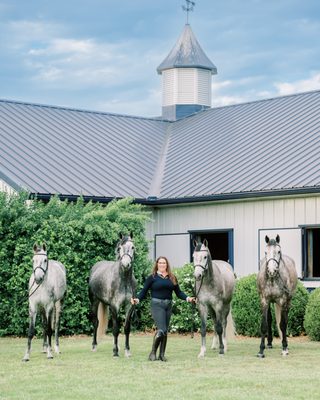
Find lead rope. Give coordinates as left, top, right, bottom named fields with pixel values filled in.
left=190, top=274, right=204, bottom=338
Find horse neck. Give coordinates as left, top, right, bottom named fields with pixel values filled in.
left=204, top=254, right=214, bottom=282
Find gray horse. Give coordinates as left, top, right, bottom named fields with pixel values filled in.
left=193, top=239, right=235, bottom=358
left=257, top=235, right=297, bottom=358
left=88, top=233, right=135, bottom=357
left=23, top=243, right=67, bottom=361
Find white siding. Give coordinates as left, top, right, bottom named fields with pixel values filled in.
left=161, top=68, right=211, bottom=106
left=147, top=195, right=320, bottom=280
left=0, top=179, right=16, bottom=195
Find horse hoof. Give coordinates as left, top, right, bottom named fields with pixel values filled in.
left=22, top=357, right=29, bottom=362
left=219, top=352, right=225, bottom=357
left=113, top=353, right=119, bottom=357
left=282, top=350, right=289, bottom=356
left=257, top=353, right=265, bottom=358
left=92, top=346, right=97, bottom=352
left=47, top=356, right=54, bottom=359
left=125, top=350, right=131, bottom=358
left=267, top=344, right=273, bottom=349
left=197, top=353, right=205, bottom=359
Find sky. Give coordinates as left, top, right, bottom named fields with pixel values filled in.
left=1, top=0, right=320, bottom=117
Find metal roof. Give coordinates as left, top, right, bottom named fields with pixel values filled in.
left=1, top=90, right=320, bottom=203
left=159, top=90, right=320, bottom=199
left=157, top=24, right=217, bottom=74
left=0, top=100, right=168, bottom=199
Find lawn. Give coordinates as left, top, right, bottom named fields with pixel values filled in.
left=0, top=334, right=319, bottom=400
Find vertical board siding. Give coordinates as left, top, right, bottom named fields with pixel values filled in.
left=147, top=195, right=320, bottom=276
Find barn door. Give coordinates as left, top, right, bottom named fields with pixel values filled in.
left=155, top=233, right=190, bottom=268
left=258, top=228, right=302, bottom=278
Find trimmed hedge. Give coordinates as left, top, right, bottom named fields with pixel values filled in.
left=0, top=192, right=151, bottom=336
left=304, top=288, right=320, bottom=341
left=232, top=274, right=309, bottom=337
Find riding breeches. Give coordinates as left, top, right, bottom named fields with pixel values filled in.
left=151, top=298, right=172, bottom=334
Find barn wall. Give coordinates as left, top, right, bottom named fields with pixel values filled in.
left=147, top=194, right=320, bottom=279
left=0, top=179, right=16, bottom=195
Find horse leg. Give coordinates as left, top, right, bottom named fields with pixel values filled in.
left=45, top=308, right=54, bottom=359
left=41, top=313, right=48, bottom=353
left=54, top=299, right=63, bottom=354
left=90, top=298, right=99, bottom=351
left=280, top=306, right=289, bottom=356
left=124, top=304, right=133, bottom=358
left=257, top=303, right=269, bottom=358
left=198, top=304, right=207, bottom=358
left=110, top=307, right=120, bottom=357
left=210, top=310, right=218, bottom=350
left=214, top=311, right=224, bottom=356
left=267, top=305, right=273, bottom=349
left=22, top=309, right=37, bottom=362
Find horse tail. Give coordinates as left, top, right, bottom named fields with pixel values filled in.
left=274, top=303, right=283, bottom=341
left=226, top=307, right=236, bottom=341
left=97, top=302, right=108, bottom=338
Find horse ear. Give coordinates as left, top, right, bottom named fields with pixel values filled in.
left=119, top=233, right=124, bottom=240
left=130, top=231, right=133, bottom=238
left=193, top=239, right=198, bottom=247
left=276, top=235, right=280, bottom=243
left=203, top=239, right=208, bottom=247
left=265, top=235, right=270, bottom=244
left=42, top=242, right=47, bottom=252
left=33, top=243, right=38, bottom=252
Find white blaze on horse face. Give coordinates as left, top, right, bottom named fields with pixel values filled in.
left=119, top=240, right=134, bottom=270
left=33, top=253, right=48, bottom=284
left=193, top=245, right=208, bottom=280
left=265, top=244, right=281, bottom=278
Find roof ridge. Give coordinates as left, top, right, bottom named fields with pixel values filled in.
left=0, top=98, right=168, bottom=122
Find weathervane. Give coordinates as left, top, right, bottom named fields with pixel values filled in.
left=182, top=0, right=195, bottom=24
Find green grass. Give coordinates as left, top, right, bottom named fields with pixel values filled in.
left=0, top=334, right=319, bottom=400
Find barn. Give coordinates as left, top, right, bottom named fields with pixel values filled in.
left=1, top=23, right=320, bottom=287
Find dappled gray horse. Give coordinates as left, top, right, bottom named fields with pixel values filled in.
left=193, top=239, right=235, bottom=358
left=89, top=233, right=135, bottom=357
left=23, top=243, right=67, bottom=361
left=257, top=235, right=297, bottom=358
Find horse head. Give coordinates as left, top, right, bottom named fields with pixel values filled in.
left=264, top=235, right=281, bottom=278
left=192, top=239, right=210, bottom=281
left=117, top=232, right=135, bottom=271
left=32, top=242, right=49, bottom=284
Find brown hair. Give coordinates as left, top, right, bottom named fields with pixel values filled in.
left=152, top=256, right=177, bottom=285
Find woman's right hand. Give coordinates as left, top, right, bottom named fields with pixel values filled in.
left=131, top=298, right=139, bottom=305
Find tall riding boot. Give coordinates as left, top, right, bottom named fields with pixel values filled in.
left=159, top=334, right=167, bottom=361
left=148, top=331, right=163, bottom=361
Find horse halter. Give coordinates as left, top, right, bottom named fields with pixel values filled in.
left=119, top=240, right=134, bottom=266
left=193, top=249, right=209, bottom=272
left=33, top=252, right=49, bottom=278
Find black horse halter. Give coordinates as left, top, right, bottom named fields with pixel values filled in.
left=119, top=240, right=134, bottom=264
left=29, top=252, right=48, bottom=297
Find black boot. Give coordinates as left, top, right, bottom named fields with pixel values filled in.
left=148, top=331, right=163, bottom=361
left=159, top=334, right=167, bottom=361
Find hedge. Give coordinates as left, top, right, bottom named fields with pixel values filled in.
left=0, top=192, right=151, bottom=336
left=304, top=288, right=320, bottom=341
left=232, top=274, right=309, bottom=337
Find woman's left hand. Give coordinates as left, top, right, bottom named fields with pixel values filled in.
left=187, top=297, right=196, bottom=303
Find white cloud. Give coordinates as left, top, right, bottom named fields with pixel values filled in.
left=275, top=73, right=320, bottom=95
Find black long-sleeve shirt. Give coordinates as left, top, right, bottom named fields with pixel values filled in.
left=137, top=274, right=188, bottom=301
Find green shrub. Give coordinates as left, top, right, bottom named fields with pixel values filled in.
left=232, top=274, right=309, bottom=337
left=232, top=274, right=261, bottom=337
left=304, top=288, right=320, bottom=341
left=287, top=281, right=309, bottom=336
left=0, top=192, right=151, bottom=336
left=170, top=264, right=202, bottom=333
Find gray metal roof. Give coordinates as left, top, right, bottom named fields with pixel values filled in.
left=157, top=24, right=217, bottom=74
left=1, top=90, right=320, bottom=203
left=0, top=100, right=168, bottom=199
left=159, top=90, right=320, bottom=199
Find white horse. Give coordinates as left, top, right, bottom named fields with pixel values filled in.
left=193, top=239, right=235, bottom=358
left=257, top=235, right=297, bottom=357
left=23, top=243, right=67, bottom=361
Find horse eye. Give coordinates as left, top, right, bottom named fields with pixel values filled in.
left=204, top=256, right=207, bottom=259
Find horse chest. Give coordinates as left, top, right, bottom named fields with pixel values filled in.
left=264, top=281, right=283, bottom=300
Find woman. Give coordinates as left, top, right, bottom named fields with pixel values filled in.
left=131, top=256, right=195, bottom=361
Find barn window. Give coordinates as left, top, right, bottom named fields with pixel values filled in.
left=302, top=227, right=320, bottom=278
left=189, top=229, right=234, bottom=267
